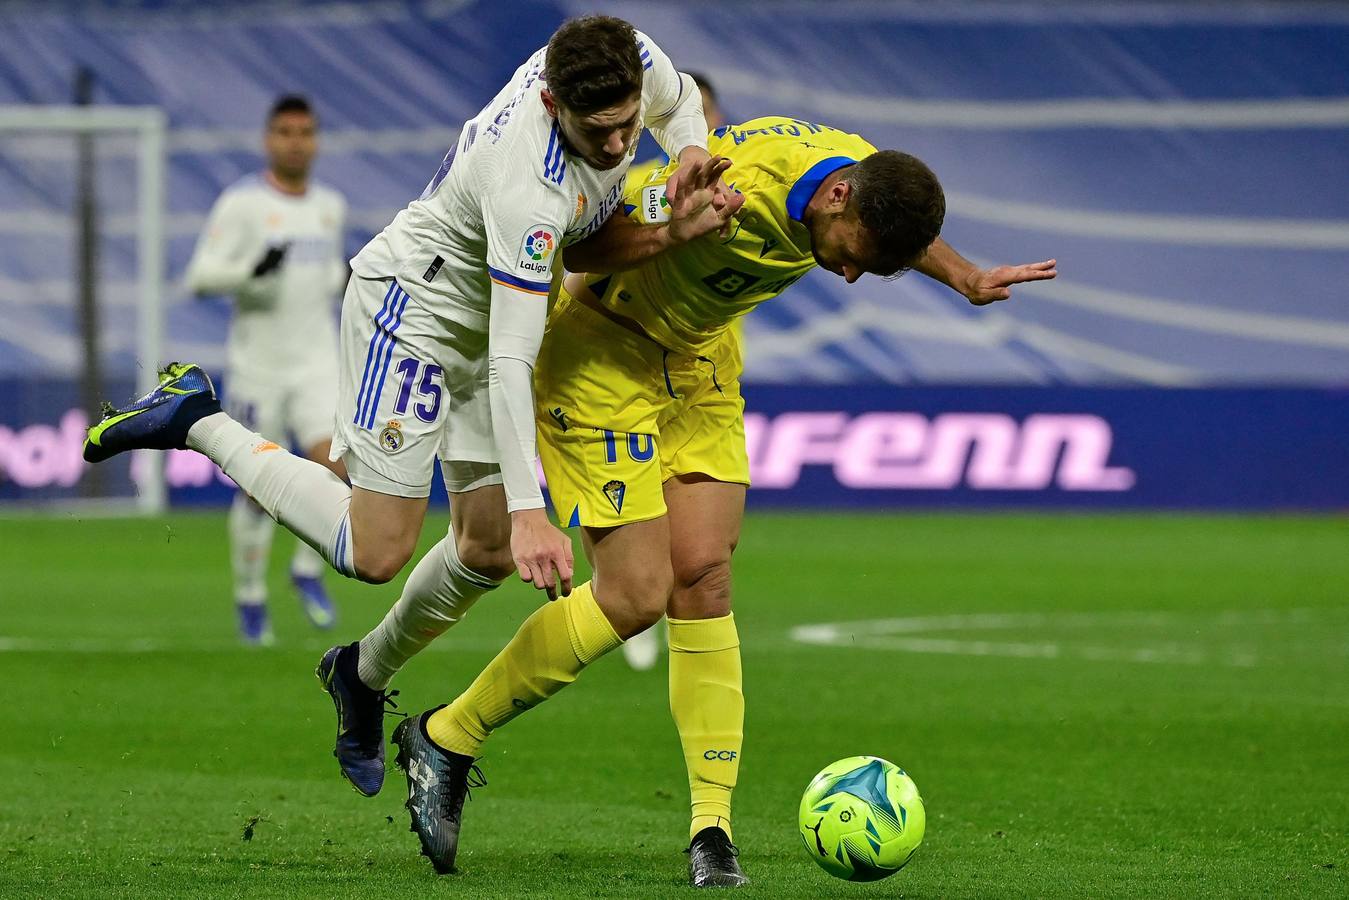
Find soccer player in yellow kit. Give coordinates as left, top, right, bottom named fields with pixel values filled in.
left=620, top=72, right=725, bottom=672
left=423, top=117, right=1056, bottom=886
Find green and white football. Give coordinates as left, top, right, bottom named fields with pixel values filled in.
left=798, top=755, right=925, bottom=881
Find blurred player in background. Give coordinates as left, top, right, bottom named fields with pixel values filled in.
left=621, top=72, right=724, bottom=672
left=425, top=117, right=1055, bottom=886
left=183, top=95, right=349, bottom=645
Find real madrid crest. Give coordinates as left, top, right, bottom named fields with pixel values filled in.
left=379, top=419, right=404, bottom=453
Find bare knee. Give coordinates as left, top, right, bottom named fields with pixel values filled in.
left=348, top=488, right=427, bottom=584
left=601, top=565, right=674, bottom=639
left=670, top=558, right=733, bottom=619
left=352, top=528, right=418, bottom=584
left=353, top=543, right=414, bottom=584
left=455, top=532, right=514, bottom=582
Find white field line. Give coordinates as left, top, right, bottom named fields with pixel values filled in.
left=789, top=609, right=1344, bottom=668
left=0, top=635, right=509, bottom=654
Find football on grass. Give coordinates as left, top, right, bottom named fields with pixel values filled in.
left=798, top=755, right=925, bottom=881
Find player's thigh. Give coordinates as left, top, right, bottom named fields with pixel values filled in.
left=349, top=485, right=428, bottom=581
left=535, top=294, right=668, bottom=530
left=331, top=276, right=446, bottom=503
left=663, top=474, right=745, bottom=619
left=659, top=367, right=750, bottom=489
left=442, top=461, right=513, bottom=580
left=582, top=516, right=673, bottom=638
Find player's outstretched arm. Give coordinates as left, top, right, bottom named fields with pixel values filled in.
left=564, top=154, right=744, bottom=275
left=915, top=238, right=1057, bottom=306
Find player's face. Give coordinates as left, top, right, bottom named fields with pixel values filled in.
left=808, top=211, right=877, bottom=284
left=554, top=94, right=642, bottom=170
left=265, top=111, right=318, bottom=180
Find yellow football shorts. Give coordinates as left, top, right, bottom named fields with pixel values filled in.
left=535, top=287, right=749, bottom=529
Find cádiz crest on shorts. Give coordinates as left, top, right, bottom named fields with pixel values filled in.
left=379, top=419, right=404, bottom=453
left=602, top=479, right=626, bottom=514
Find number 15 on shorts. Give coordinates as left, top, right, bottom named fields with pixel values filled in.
left=392, top=358, right=443, bottom=423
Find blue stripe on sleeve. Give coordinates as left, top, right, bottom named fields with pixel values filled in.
left=487, top=265, right=551, bottom=294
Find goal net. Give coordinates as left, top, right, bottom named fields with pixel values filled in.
left=0, top=105, right=167, bottom=514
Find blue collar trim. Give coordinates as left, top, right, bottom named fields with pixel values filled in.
left=786, top=155, right=857, bottom=222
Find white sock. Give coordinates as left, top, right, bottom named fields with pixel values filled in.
left=228, top=493, right=275, bottom=605
left=189, top=413, right=356, bottom=578
left=290, top=540, right=326, bottom=580
left=357, top=531, right=500, bottom=690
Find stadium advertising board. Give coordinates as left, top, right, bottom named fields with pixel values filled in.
left=2, top=380, right=1345, bottom=509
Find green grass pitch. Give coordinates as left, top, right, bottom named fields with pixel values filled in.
left=0, top=511, right=1345, bottom=898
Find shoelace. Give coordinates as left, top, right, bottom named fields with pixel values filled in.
left=355, top=689, right=405, bottom=756
left=436, top=763, right=488, bottom=822
left=689, top=830, right=741, bottom=861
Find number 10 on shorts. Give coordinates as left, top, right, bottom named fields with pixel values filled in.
left=392, top=358, right=443, bottom=423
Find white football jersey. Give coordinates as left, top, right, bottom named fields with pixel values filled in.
left=186, top=174, right=347, bottom=379
left=349, top=30, right=705, bottom=329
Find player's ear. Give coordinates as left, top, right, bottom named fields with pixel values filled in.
left=829, top=178, right=853, bottom=212
left=540, top=89, right=559, bottom=119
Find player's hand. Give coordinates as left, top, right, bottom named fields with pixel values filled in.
left=962, top=259, right=1057, bottom=306
left=666, top=154, right=744, bottom=245
left=251, top=243, right=289, bottom=278
left=510, top=507, right=574, bottom=601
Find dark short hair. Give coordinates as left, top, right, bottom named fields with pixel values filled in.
left=847, top=151, right=945, bottom=276
left=686, top=71, right=717, bottom=104
left=267, top=94, right=314, bottom=126
left=544, top=15, right=643, bottom=113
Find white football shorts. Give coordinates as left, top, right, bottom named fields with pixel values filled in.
left=329, top=274, right=503, bottom=499
left=225, top=358, right=338, bottom=454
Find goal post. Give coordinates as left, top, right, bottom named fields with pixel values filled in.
left=0, top=104, right=168, bottom=514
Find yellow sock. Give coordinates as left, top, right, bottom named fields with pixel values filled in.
left=427, top=581, right=621, bottom=757
left=668, top=613, right=743, bottom=843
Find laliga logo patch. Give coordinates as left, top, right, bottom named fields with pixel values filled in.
left=517, top=224, right=555, bottom=274
left=641, top=185, right=671, bottom=224
left=379, top=419, right=404, bottom=453
left=602, top=479, right=626, bottom=514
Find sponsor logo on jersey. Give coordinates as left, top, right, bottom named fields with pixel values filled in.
left=602, top=479, right=626, bottom=514
left=641, top=185, right=671, bottom=223
left=570, top=182, right=625, bottom=241
left=379, top=420, right=404, bottom=453
left=703, top=750, right=738, bottom=761
left=571, top=192, right=587, bottom=228
left=518, top=225, right=556, bottom=274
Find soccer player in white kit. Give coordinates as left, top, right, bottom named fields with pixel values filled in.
left=83, top=13, right=737, bottom=800
left=183, top=95, right=349, bottom=645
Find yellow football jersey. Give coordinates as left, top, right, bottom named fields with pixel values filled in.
left=587, top=116, right=877, bottom=356
left=625, top=155, right=668, bottom=195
